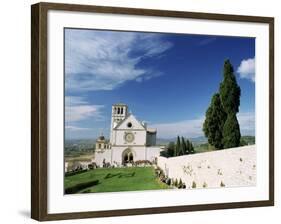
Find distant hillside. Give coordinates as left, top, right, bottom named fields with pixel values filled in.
left=65, top=136, right=254, bottom=153
left=65, top=139, right=96, bottom=153
left=157, top=136, right=207, bottom=146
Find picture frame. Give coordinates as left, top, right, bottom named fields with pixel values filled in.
left=31, top=2, right=274, bottom=221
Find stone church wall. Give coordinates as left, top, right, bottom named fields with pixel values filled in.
left=93, top=149, right=112, bottom=167
left=114, top=130, right=146, bottom=146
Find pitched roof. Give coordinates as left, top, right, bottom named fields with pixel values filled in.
left=113, top=113, right=146, bottom=130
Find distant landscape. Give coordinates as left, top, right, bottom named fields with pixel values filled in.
left=65, top=135, right=255, bottom=157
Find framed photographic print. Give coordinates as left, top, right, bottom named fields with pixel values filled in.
left=31, top=2, right=274, bottom=221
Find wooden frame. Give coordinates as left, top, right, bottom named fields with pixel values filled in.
left=31, top=2, right=274, bottom=221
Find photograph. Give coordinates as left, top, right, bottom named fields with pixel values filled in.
left=64, top=28, right=256, bottom=194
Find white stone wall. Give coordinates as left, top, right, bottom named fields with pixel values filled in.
left=94, top=149, right=112, bottom=167
left=157, top=145, right=256, bottom=189
left=146, top=146, right=160, bottom=162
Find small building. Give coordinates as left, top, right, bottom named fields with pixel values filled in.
left=95, top=135, right=111, bottom=151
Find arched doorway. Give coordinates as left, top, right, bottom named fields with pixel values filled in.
left=122, top=148, right=135, bottom=165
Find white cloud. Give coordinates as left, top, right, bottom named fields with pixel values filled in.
left=65, top=126, right=91, bottom=131
left=198, top=37, right=217, bottom=46
left=65, top=29, right=173, bottom=91
left=237, top=111, right=255, bottom=135
left=135, top=71, right=163, bottom=82
left=65, top=96, right=104, bottom=122
left=151, top=117, right=204, bottom=139
left=237, top=58, right=255, bottom=82
left=65, top=96, right=87, bottom=106
left=151, top=111, right=255, bottom=139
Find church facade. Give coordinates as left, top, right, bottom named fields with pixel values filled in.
left=94, top=103, right=161, bottom=167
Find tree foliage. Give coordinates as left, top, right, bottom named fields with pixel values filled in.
left=219, top=60, right=241, bottom=114
left=203, top=59, right=241, bottom=149
left=175, top=136, right=181, bottom=156
left=169, top=136, right=195, bottom=157
left=188, top=140, right=195, bottom=154
left=167, top=142, right=175, bottom=157
left=185, top=139, right=195, bottom=154
left=181, top=137, right=187, bottom=155
left=222, top=112, right=241, bottom=148
left=203, top=93, right=226, bottom=149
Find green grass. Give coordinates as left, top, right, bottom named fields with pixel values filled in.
left=64, top=167, right=169, bottom=194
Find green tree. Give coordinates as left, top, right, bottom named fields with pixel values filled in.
left=219, top=59, right=241, bottom=147
left=181, top=137, right=187, bottom=155
left=203, top=93, right=226, bottom=149
left=167, top=142, right=175, bottom=157
left=186, top=139, right=190, bottom=154
left=219, top=59, right=241, bottom=114
left=189, top=141, right=195, bottom=154
left=185, top=139, right=194, bottom=154
left=175, top=136, right=181, bottom=156
left=222, top=112, right=241, bottom=148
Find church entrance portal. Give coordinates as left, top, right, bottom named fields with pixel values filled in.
left=122, top=149, right=134, bottom=165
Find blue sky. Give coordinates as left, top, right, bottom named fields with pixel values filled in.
left=65, top=28, right=255, bottom=139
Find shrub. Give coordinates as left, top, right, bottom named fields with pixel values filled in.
left=135, top=160, right=152, bottom=166
left=155, top=167, right=164, bottom=177
left=192, top=181, right=197, bottom=188
left=174, top=179, right=178, bottom=187
left=220, top=181, right=225, bottom=187
left=178, top=179, right=183, bottom=188
left=65, top=169, right=87, bottom=177
left=166, top=178, right=172, bottom=185
left=203, top=182, right=208, bottom=188
left=65, top=180, right=99, bottom=194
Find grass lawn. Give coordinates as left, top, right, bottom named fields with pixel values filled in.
left=65, top=166, right=169, bottom=194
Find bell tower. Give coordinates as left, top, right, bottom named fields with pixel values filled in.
left=110, top=103, right=128, bottom=144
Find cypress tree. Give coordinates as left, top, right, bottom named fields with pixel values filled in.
left=219, top=59, right=241, bottom=114
left=189, top=141, right=195, bottom=154
left=181, top=137, right=187, bottom=155
left=219, top=59, right=241, bottom=147
left=222, top=112, right=241, bottom=148
left=175, top=136, right=181, bottom=156
left=186, top=139, right=190, bottom=154
left=203, top=93, right=226, bottom=149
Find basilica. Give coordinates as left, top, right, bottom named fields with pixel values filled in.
left=93, top=103, right=161, bottom=167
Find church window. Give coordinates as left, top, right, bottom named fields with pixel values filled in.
left=121, top=108, right=123, bottom=114
left=117, top=107, right=120, bottom=114
left=127, top=122, right=132, bottom=128
left=98, top=144, right=101, bottom=149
